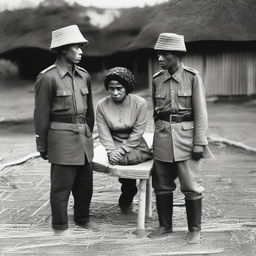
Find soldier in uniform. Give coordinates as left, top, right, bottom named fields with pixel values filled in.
left=147, top=33, right=211, bottom=243
left=34, top=25, right=94, bottom=232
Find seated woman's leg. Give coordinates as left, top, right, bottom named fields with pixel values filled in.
left=118, top=148, right=152, bottom=165
left=118, top=178, right=138, bottom=213
left=115, top=143, right=152, bottom=213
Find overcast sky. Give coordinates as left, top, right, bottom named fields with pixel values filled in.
left=0, top=0, right=169, bottom=10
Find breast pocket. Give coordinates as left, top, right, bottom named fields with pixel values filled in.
left=177, top=89, right=192, bottom=109
left=52, top=90, right=72, bottom=111
left=155, top=91, right=167, bottom=109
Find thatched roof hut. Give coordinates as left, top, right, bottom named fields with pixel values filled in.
left=0, top=4, right=101, bottom=78
left=91, top=5, right=160, bottom=56
left=0, top=4, right=99, bottom=54
left=122, top=0, right=256, bottom=95
left=128, top=0, right=256, bottom=50
left=0, top=0, right=255, bottom=95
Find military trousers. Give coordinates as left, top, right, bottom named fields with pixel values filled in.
left=50, top=161, right=93, bottom=230
left=152, top=159, right=204, bottom=200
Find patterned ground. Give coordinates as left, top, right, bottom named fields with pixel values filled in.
left=0, top=82, right=256, bottom=255
left=0, top=138, right=256, bottom=255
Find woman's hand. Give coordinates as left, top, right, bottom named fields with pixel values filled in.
left=108, top=149, right=124, bottom=165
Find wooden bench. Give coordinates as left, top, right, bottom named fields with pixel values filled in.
left=92, top=133, right=154, bottom=233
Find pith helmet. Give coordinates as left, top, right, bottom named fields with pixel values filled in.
left=154, top=33, right=186, bottom=52
left=50, top=25, right=89, bottom=49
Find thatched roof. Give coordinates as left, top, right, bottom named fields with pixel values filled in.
left=0, top=4, right=100, bottom=56
left=128, top=0, right=256, bottom=50
left=0, top=0, right=255, bottom=58
left=0, top=4, right=162, bottom=57
left=87, top=5, right=160, bottom=56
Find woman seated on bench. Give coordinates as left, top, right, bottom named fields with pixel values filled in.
left=96, top=67, right=153, bottom=214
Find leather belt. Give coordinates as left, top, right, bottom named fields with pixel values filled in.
left=157, top=115, right=193, bottom=123
left=50, top=115, right=86, bottom=124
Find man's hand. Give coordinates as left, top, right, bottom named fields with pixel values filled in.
left=40, top=152, right=48, bottom=160
left=192, top=145, right=204, bottom=160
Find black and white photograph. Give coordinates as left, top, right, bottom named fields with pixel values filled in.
left=0, top=0, right=256, bottom=255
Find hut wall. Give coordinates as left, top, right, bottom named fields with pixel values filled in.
left=152, top=51, right=256, bottom=96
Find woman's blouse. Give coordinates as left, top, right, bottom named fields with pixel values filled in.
left=96, top=94, right=148, bottom=154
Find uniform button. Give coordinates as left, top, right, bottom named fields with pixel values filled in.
left=158, top=94, right=160, bottom=97
left=184, top=93, right=186, bottom=96
left=172, top=129, right=175, bottom=132
left=63, top=92, right=66, bottom=95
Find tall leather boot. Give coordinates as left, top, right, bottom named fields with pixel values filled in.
left=147, top=193, right=173, bottom=238
left=185, top=198, right=202, bottom=244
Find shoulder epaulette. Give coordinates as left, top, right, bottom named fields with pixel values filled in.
left=184, top=66, right=198, bottom=75
left=77, top=66, right=88, bottom=73
left=40, top=64, right=56, bottom=74
left=153, top=70, right=164, bottom=78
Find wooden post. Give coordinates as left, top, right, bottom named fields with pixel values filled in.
left=137, top=179, right=147, bottom=230
left=146, top=177, right=152, bottom=217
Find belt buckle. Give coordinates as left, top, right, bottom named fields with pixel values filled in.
left=171, top=115, right=180, bottom=123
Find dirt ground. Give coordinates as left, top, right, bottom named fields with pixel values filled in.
left=0, top=79, right=256, bottom=255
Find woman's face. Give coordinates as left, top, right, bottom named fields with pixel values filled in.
left=107, top=80, right=126, bottom=103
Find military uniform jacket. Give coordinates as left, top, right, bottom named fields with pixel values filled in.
left=152, top=63, right=209, bottom=162
left=34, top=62, right=94, bottom=165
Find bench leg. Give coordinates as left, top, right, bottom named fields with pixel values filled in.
left=137, top=179, right=147, bottom=231
left=146, top=177, right=152, bottom=217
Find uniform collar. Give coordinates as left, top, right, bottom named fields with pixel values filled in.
left=55, top=62, right=83, bottom=79
left=163, top=63, right=184, bottom=83
left=162, top=69, right=172, bottom=83
left=74, top=66, right=84, bottom=77
left=171, top=63, right=184, bottom=83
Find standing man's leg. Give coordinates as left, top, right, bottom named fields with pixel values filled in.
left=148, top=160, right=177, bottom=238
left=72, top=160, right=93, bottom=226
left=50, top=164, right=77, bottom=230
left=177, top=159, right=204, bottom=243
